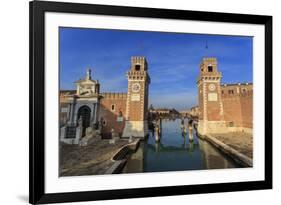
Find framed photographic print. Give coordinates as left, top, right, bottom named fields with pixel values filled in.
left=29, top=0, right=272, bottom=204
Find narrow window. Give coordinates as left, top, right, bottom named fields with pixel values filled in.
left=111, top=104, right=115, bottom=111
left=208, top=65, right=213, bottom=72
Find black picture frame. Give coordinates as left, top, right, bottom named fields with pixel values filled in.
left=29, top=0, right=272, bottom=204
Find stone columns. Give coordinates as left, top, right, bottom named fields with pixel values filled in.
left=90, top=103, right=95, bottom=125
left=94, top=103, right=98, bottom=123
left=68, top=102, right=76, bottom=125
left=72, top=102, right=78, bottom=125
left=67, top=103, right=72, bottom=124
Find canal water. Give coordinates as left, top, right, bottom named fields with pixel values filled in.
left=123, top=118, right=240, bottom=173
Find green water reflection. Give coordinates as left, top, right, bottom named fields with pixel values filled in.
left=123, top=118, right=241, bottom=173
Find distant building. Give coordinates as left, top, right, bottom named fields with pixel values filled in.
left=197, top=57, right=253, bottom=135
left=149, top=108, right=179, bottom=115
left=179, top=106, right=198, bottom=118
left=150, top=108, right=170, bottom=115
left=59, top=56, right=150, bottom=144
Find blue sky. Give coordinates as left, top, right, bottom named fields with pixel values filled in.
left=60, top=27, right=253, bottom=110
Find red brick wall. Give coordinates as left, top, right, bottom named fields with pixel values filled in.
left=222, top=95, right=243, bottom=127
left=127, top=80, right=147, bottom=121
left=221, top=84, right=253, bottom=128
left=207, top=101, right=222, bottom=121
left=205, top=82, right=223, bottom=121
left=240, top=90, right=253, bottom=128
left=99, top=93, right=127, bottom=138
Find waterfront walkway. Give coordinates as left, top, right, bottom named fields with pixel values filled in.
left=60, top=138, right=129, bottom=176
left=210, top=132, right=253, bottom=159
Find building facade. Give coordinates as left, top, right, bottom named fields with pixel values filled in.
left=122, top=57, right=150, bottom=137
left=60, top=69, right=101, bottom=144
left=60, top=56, right=150, bottom=144
left=197, top=57, right=253, bottom=135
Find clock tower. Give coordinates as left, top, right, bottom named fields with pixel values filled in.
left=122, top=56, right=150, bottom=138
left=197, top=57, right=225, bottom=135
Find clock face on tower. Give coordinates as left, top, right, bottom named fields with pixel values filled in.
left=132, top=83, right=141, bottom=93
left=208, top=83, right=216, bottom=91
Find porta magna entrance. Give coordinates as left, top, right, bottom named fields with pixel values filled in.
left=77, top=105, right=91, bottom=137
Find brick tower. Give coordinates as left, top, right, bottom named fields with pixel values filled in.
left=122, top=56, right=150, bottom=138
left=197, top=57, right=225, bottom=135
